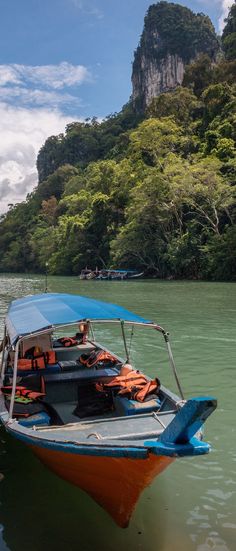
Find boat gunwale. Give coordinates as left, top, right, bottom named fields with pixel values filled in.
left=5, top=418, right=211, bottom=459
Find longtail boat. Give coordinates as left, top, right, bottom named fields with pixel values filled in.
left=79, top=269, right=144, bottom=280
left=0, top=293, right=217, bottom=527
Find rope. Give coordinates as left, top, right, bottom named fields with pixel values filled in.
left=87, top=432, right=103, bottom=440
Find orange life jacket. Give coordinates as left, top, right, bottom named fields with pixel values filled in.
left=80, top=350, right=117, bottom=368
left=58, top=337, right=78, bottom=347
left=96, top=370, right=160, bottom=402
left=45, top=350, right=56, bottom=364
left=2, top=385, right=45, bottom=401
left=132, top=379, right=160, bottom=402
left=17, top=350, right=56, bottom=371
left=18, top=357, right=46, bottom=371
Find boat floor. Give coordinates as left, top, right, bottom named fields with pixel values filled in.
left=32, top=409, right=176, bottom=444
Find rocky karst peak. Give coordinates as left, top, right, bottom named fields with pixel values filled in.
left=131, top=1, right=220, bottom=111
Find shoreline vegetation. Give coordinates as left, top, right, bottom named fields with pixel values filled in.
left=0, top=2, right=236, bottom=281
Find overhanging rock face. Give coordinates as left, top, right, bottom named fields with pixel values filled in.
left=132, top=51, right=185, bottom=108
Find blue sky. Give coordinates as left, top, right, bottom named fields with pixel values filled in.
left=0, top=0, right=233, bottom=212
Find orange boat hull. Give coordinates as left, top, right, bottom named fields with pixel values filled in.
left=29, top=444, right=173, bottom=527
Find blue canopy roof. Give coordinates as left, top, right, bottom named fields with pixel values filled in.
left=6, top=293, right=152, bottom=344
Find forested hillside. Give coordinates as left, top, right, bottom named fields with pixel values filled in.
left=0, top=1, right=236, bottom=279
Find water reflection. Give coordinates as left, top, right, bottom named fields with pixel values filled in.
left=0, top=431, right=170, bottom=551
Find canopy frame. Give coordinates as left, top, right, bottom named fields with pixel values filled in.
left=5, top=293, right=153, bottom=346
left=1, top=318, right=185, bottom=422
left=2, top=292, right=185, bottom=421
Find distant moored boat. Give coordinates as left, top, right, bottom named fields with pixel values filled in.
left=79, top=268, right=144, bottom=280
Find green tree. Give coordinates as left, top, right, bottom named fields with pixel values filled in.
left=128, top=118, right=184, bottom=167
left=202, top=227, right=236, bottom=280
left=37, top=135, right=64, bottom=183
left=147, top=87, right=201, bottom=126
left=36, top=165, right=79, bottom=203
left=183, top=55, right=214, bottom=98
left=167, top=157, right=235, bottom=235
left=111, top=170, right=173, bottom=275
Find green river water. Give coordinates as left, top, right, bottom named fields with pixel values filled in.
left=0, top=274, right=235, bottom=551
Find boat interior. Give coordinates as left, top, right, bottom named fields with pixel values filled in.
left=1, top=329, right=179, bottom=439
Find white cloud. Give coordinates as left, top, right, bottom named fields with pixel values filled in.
left=0, top=102, right=76, bottom=214
left=71, top=0, right=104, bottom=19
left=0, top=60, right=93, bottom=214
left=0, top=62, right=90, bottom=90
left=0, top=85, right=81, bottom=108
left=0, top=62, right=91, bottom=109
left=0, top=66, right=21, bottom=87
left=197, top=0, right=234, bottom=32
left=218, top=1, right=234, bottom=32
left=71, top=0, right=83, bottom=9
left=0, top=179, right=11, bottom=200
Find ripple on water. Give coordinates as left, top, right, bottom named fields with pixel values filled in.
left=196, top=535, right=230, bottom=551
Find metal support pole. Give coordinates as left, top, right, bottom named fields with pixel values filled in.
left=89, top=322, right=95, bottom=341
left=163, top=332, right=184, bottom=400
left=45, top=262, right=48, bottom=293
left=9, top=340, right=20, bottom=420
left=120, top=320, right=130, bottom=363
left=0, top=325, right=6, bottom=376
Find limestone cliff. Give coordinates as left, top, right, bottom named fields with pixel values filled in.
left=132, top=2, right=220, bottom=111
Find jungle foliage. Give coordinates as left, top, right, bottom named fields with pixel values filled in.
left=0, top=2, right=236, bottom=280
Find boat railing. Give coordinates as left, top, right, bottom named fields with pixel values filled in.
left=3, top=318, right=184, bottom=422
